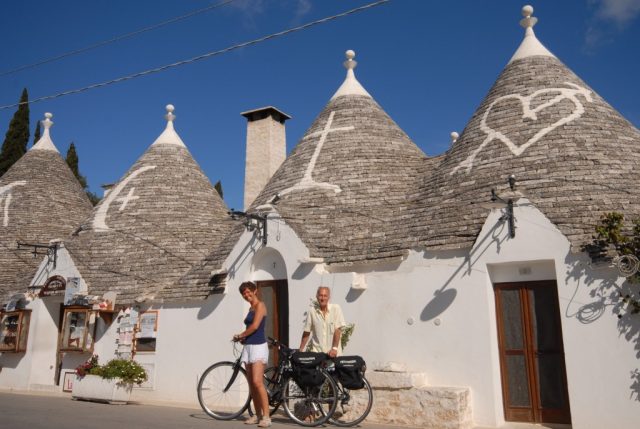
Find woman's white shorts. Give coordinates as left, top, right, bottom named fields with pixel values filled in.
left=241, top=343, right=269, bottom=365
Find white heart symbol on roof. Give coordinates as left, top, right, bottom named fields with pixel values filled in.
left=452, top=82, right=592, bottom=174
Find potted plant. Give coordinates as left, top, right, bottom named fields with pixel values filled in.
left=72, top=355, right=147, bottom=404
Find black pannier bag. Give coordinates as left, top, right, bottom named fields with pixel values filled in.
left=334, top=356, right=366, bottom=390
left=291, top=352, right=327, bottom=388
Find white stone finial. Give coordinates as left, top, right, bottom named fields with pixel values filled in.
left=331, top=49, right=371, bottom=100
left=31, top=112, right=58, bottom=152
left=520, top=5, right=537, bottom=28
left=43, top=112, right=53, bottom=129
left=450, top=131, right=459, bottom=144
left=165, top=104, right=175, bottom=122
left=343, top=49, right=357, bottom=70
left=152, top=104, right=185, bottom=147
left=509, top=4, right=554, bottom=63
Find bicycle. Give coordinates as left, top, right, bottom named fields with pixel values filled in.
left=263, top=337, right=339, bottom=426
left=325, top=359, right=374, bottom=427
left=197, top=342, right=251, bottom=420
left=197, top=338, right=339, bottom=427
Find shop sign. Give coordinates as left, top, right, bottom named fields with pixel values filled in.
left=39, top=275, right=67, bottom=297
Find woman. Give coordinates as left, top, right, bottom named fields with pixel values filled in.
left=233, top=281, right=270, bottom=427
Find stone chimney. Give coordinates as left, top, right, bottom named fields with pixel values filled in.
left=241, top=106, right=291, bottom=210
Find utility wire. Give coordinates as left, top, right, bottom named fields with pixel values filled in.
left=0, top=0, right=390, bottom=111
left=0, top=0, right=240, bottom=78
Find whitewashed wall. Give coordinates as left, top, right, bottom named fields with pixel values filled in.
left=2, top=203, right=638, bottom=429
left=199, top=205, right=638, bottom=429
left=0, top=296, right=70, bottom=391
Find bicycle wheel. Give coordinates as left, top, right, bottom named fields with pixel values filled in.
left=329, top=377, right=374, bottom=426
left=197, top=361, right=251, bottom=420
left=263, top=366, right=281, bottom=415
left=282, top=368, right=338, bottom=427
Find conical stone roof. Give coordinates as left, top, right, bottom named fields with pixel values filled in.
left=414, top=6, right=640, bottom=251
left=180, top=52, right=428, bottom=290
left=66, top=106, right=233, bottom=304
left=250, top=51, right=427, bottom=266
left=0, top=113, right=93, bottom=303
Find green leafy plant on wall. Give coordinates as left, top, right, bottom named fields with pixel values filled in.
left=591, top=212, right=640, bottom=315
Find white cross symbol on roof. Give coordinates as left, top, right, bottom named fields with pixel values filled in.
left=93, top=165, right=156, bottom=232
left=116, top=187, right=140, bottom=212
left=279, top=111, right=354, bottom=196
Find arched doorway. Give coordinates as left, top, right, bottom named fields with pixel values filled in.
left=251, top=248, right=289, bottom=363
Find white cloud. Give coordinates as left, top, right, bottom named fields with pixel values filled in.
left=584, top=0, right=640, bottom=51
left=228, top=0, right=313, bottom=28
left=293, top=0, right=313, bottom=22
left=595, top=0, right=640, bottom=27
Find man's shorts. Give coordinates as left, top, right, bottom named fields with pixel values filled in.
left=241, top=343, right=269, bottom=365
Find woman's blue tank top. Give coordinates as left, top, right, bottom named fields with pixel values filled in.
left=244, top=309, right=266, bottom=345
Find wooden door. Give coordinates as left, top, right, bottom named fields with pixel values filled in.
left=494, top=281, right=571, bottom=424
left=256, top=280, right=288, bottom=365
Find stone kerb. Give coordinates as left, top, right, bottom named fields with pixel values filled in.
left=366, top=362, right=472, bottom=429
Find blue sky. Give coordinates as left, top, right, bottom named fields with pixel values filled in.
left=1, top=0, right=639, bottom=212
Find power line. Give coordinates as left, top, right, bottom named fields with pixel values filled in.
left=0, top=0, right=390, bottom=111
left=0, top=0, right=240, bottom=78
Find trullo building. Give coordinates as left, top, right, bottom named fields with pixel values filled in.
left=0, top=113, right=93, bottom=305
left=1, top=5, right=639, bottom=429
left=181, top=6, right=639, bottom=429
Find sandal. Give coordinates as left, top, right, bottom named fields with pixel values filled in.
left=258, top=417, right=272, bottom=428
left=245, top=415, right=260, bottom=424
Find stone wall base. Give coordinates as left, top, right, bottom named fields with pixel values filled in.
left=366, top=370, right=472, bottom=429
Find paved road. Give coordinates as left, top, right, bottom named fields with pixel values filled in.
left=0, top=391, right=571, bottom=429
left=0, top=391, right=403, bottom=429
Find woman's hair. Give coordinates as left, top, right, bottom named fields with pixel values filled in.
left=239, top=281, right=258, bottom=293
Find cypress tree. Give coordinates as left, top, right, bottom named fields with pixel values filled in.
left=214, top=180, right=224, bottom=199
left=0, top=88, right=30, bottom=176
left=33, top=119, right=41, bottom=146
left=65, top=142, right=100, bottom=206
left=66, top=142, right=88, bottom=189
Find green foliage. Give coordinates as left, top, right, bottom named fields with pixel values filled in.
left=77, top=355, right=147, bottom=385
left=595, top=212, right=626, bottom=245
left=340, top=323, right=355, bottom=350
left=594, top=212, right=640, bottom=314
left=65, top=142, right=101, bottom=205
left=86, top=191, right=101, bottom=206
left=0, top=88, right=30, bottom=176
left=214, top=180, right=223, bottom=199
left=65, top=142, right=87, bottom=188
left=92, top=359, right=148, bottom=385
left=75, top=354, right=99, bottom=377
left=33, top=120, right=41, bottom=147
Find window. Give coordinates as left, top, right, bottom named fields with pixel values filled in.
left=0, top=310, right=31, bottom=352
left=134, top=311, right=158, bottom=352
left=60, top=308, right=96, bottom=352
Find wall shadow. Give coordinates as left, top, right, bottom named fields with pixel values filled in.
left=420, top=288, right=457, bottom=322
left=292, top=263, right=315, bottom=280
left=196, top=293, right=225, bottom=320
left=419, top=220, right=505, bottom=322
left=564, top=252, right=640, bottom=401
left=345, top=288, right=365, bottom=303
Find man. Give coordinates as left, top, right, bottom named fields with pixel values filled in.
left=299, top=286, right=345, bottom=358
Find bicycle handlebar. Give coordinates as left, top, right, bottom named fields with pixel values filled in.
left=267, top=337, right=335, bottom=361
left=267, top=336, right=294, bottom=353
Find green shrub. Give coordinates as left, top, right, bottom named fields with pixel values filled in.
left=77, top=355, right=147, bottom=385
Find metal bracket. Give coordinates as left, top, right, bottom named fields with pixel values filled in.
left=489, top=175, right=518, bottom=238
left=16, top=241, right=59, bottom=268
left=229, top=210, right=268, bottom=245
